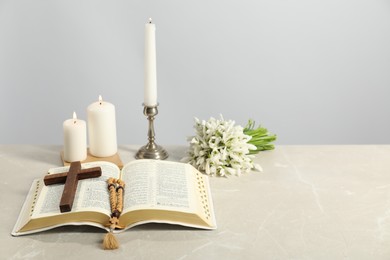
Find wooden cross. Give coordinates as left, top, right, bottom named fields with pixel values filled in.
left=43, top=161, right=102, bottom=213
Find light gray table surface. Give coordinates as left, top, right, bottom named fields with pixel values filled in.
left=1, top=145, right=390, bottom=259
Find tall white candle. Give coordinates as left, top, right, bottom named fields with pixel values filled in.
left=87, top=95, right=118, bottom=157
left=63, top=112, right=87, bottom=162
left=144, top=18, right=158, bottom=106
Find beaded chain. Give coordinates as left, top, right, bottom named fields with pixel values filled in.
left=103, top=177, right=125, bottom=250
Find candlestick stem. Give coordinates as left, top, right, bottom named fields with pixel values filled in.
left=135, top=104, right=169, bottom=160
left=148, top=112, right=155, bottom=144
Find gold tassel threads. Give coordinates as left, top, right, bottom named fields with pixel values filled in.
left=103, top=231, right=119, bottom=250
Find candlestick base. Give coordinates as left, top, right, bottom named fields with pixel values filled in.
left=135, top=143, right=169, bottom=160
left=135, top=104, right=169, bottom=160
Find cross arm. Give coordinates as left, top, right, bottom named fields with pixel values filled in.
left=44, top=166, right=102, bottom=185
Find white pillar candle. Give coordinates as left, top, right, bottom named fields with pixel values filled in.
left=87, top=95, right=118, bottom=157
left=144, top=18, right=158, bottom=107
left=63, top=112, right=87, bottom=162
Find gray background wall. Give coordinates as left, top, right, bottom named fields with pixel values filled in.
left=1, top=0, right=389, bottom=145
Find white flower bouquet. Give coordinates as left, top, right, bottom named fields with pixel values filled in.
left=182, top=116, right=276, bottom=177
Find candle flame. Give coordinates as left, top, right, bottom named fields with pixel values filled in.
left=99, top=95, right=102, bottom=105
left=148, top=18, right=152, bottom=24
left=73, top=112, right=77, bottom=123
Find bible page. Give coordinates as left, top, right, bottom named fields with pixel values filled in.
left=121, top=160, right=197, bottom=214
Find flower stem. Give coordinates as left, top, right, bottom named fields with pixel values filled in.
left=243, top=120, right=276, bottom=154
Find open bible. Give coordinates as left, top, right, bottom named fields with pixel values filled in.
left=12, top=160, right=216, bottom=236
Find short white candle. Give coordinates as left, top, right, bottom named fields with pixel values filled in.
left=63, top=112, right=87, bottom=162
left=87, top=95, right=118, bottom=157
left=144, top=18, right=158, bottom=107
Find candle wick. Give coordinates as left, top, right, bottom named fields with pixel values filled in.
left=149, top=18, right=152, bottom=24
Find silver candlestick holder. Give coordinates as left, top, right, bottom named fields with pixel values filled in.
left=135, top=104, right=169, bottom=160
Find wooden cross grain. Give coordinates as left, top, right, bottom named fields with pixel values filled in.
left=43, top=161, right=102, bottom=213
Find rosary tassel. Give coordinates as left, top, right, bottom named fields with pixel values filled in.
left=103, top=217, right=119, bottom=250
left=103, top=231, right=119, bottom=250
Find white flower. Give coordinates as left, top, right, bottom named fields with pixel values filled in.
left=182, top=115, right=262, bottom=177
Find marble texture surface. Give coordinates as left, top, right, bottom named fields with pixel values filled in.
left=2, top=145, right=390, bottom=259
